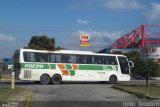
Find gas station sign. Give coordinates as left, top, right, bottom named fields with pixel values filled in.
left=80, top=35, right=90, bottom=47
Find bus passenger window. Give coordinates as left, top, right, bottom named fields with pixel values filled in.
left=61, top=54, right=70, bottom=63
left=94, top=56, right=103, bottom=64
left=105, top=56, right=117, bottom=65
left=55, top=55, right=61, bottom=63
left=30, top=53, right=36, bottom=62
left=104, top=57, right=109, bottom=64
left=23, top=52, right=29, bottom=62
left=49, top=54, right=56, bottom=63
left=78, top=55, right=87, bottom=64
left=34, top=53, right=49, bottom=62
left=87, top=56, right=92, bottom=64
left=70, top=55, right=78, bottom=63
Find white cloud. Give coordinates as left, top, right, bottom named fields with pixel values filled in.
left=144, top=3, right=160, bottom=22
left=104, top=0, right=141, bottom=11
left=59, top=30, right=123, bottom=52
left=77, top=19, right=89, bottom=25
left=0, top=34, right=15, bottom=42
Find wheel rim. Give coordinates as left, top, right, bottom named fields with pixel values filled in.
left=52, top=75, right=61, bottom=84
left=54, top=77, right=60, bottom=82
left=110, top=76, right=116, bottom=84
left=41, top=75, right=50, bottom=84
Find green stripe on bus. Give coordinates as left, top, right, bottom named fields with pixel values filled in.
left=103, top=66, right=113, bottom=70
left=21, top=63, right=56, bottom=69
left=65, top=64, right=72, bottom=69
left=79, top=65, right=103, bottom=70
left=103, top=65, right=118, bottom=71
left=79, top=65, right=118, bottom=71
left=69, top=70, right=75, bottom=76
left=115, top=66, right=118, bottom=71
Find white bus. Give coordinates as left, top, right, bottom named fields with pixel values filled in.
left=13, top=49, right=134, bottom=84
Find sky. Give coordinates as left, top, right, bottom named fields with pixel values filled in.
left=0, top=0, right=160, bottom=58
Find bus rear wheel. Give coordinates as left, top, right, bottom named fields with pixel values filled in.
left=40, top=74, right=51, bottom=85
left=109, top=75, right=117, bottom=84
left=52, top=75, right=62, bottom=84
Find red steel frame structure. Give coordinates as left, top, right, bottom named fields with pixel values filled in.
left=109, top=25, right=160, bottom=49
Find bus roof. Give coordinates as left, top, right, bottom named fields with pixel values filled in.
left=20, top=48, right=126, bottom=57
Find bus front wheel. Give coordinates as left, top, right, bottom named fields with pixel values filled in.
left=52, top=74, right=62, bottom=84
left=109, top=75, right=117, bottom=84
left=40, top=74, right=51, bottom=85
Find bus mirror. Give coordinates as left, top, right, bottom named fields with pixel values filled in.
left=128, top=61, right=134, bottom=67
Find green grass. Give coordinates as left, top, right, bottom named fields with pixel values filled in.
left=112, top=85, right=160, bottom=99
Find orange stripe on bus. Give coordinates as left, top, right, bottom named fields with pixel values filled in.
left=61, top=70, right=70, bottom=75
left=57, top=64, right=65, bottom=69
left=72, top=64, right=78, bottom=70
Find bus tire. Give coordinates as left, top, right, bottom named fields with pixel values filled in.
left=52, top=74, right=62, bottom=84
left=109, top=75, right=117, bottom=84
left=40, top=74, right=51, bottom=85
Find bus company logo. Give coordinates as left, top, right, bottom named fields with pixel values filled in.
left=103, top=65, right=117, bottom=71
left=25, top=64, right=44, bottom=69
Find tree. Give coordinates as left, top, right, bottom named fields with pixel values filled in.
left=26, top=35, right=56, bottom=50
left=131, top=58, right=157, bottom=86
left=112, top=50, right=123, bottom=54
left=56, top=46, right=65, bottom=50
left=115, top=50, right=158, bottom=86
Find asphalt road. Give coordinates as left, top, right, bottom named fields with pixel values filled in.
left=16, top=82, right=140, bottom=101
left=1, top=71, right=157, bottom=107
left=0, top=80, right=154, bottom=107
left=20, top=82, right=143, bottom=107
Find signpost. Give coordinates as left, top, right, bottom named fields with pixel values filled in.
left=11, top=72, right=15, bottom=90
left=80, top=34, right=90, bottom=51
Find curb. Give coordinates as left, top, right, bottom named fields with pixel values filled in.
left=0, top=78, right=12, bottom=81
left=112, top=85, right=160, bottom=100
left=0, top=76, right=12, bottom=81
left=25, top=90, right=32, bottom=107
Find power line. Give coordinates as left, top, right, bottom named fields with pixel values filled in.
left=0, top=25, right=137, bottom=33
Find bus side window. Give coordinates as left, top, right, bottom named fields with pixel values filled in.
left=83, top=57, right=87, bottom=63
left=87, top=56, right=92, bottom=64
left=42, top=53, right=49, bottom=62
left=93, top=56, right=99, bottom=64
left=23, top=52, right=29, bottom=62
left=99, top=56, right=104, bottom=64
left=34, top=53, right=40, bottom=62
left=70, top=55, right=78, bottom=63
left=61, top=54, right=70, bottom=63
left=55, top=55, right=61, bottom=63
left=78, top=56, right=82, bottom=63
left=104, top=57, right=109, bottom=64
left=30, top=52, right=36, bottom=62
left=34, top=53, right=48, bottom=62
left=107, top=56, right=117, bottom=65
left=23, top=52, right=36, bottom=62
left=49, top=54, right=56, bottom=63
left=94, top=56, right=103, bottom=64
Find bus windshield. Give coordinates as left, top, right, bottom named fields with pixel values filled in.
left=118, top=56, right=130, bottom=74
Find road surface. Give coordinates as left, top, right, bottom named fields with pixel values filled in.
left=18, top=82, right=139, bottom=101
